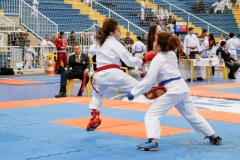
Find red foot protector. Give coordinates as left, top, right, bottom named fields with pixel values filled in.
left=86, top=109, right=101, bottom=131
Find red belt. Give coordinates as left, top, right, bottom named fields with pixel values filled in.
left=187, top=46, right=197, bottom=49
left=96, top=64, right=120, bottom=72
left=91, top=64, right=120, bottom=93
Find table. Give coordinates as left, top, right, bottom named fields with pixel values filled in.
left=179, top=58, right=225, bottom=82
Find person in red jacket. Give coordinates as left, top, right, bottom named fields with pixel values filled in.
left=55, top=31, right=68, bottom=73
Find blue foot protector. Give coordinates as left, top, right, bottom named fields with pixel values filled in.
left=137, top=138, right=158, bottom=151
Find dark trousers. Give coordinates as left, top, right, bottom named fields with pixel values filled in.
left=60, top=69, right=89, bottom=93
left=225, top=61, right=240, bottom=73
left=56, top=52, right=67, bottom=71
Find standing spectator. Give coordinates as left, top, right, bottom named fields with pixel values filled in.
left=50, top=34, right=57, bottom=54
left=24, top=39, right=37, bottom=69
left=30, top=0, right=39, bottom=17
left=226, top=32, right=238, bottom=60
left=162, top=7, right=169, bottom=22
left=216, top=41, right=240, bottom=79
left=147, top=24, right=159, bottom=51
left=218, top=33, right=226, bottom=46
left=55, top=44, right=90, bottom=98
left=67, top=31, right=77, bottom=53
left=237, top=34, right=240, bottom=49
left=123, top=32, right=134, bottom=52
left=141, top=0, right=146, bottom=24
left=67, top=31, right=77, bottom=46
left=40, top=34, right=53, bottom=71
left=198, top=29, right=209, bottom=57
left=154, top=6, right=161, bottom=19
left=142, top=33, right=148, bottom=45
left=208, top=33, right=217, bottom=75
left=15, top=32, right=27, bottom=61
left=132, top=36, right=147, bottom=59
left=55, top=31, right=68, bottom=73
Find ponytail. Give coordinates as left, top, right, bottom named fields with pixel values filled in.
left=95, top=18, right=119, bottom=46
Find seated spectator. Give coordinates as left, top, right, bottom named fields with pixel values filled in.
left=212, top=0, right=225, bottom=14
left=216, top=41, right=240, bottom=79
left=229, top=0, right=237, bottom=9
left=123, top=32, right=134, bottom=52
left=131, top=11, right=138, bottom=16
left=192, top=1, right=200, bottom=13
left=55, top=44, right=90, bottom=98
left=103, top=2, right=116, bottom=6
left=199, top=1, right=205, bottom=13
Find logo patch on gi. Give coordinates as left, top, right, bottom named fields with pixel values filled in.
left=209, top=60, right=213, bottom=66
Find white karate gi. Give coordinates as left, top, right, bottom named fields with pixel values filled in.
left=132, top=41, right=146, bottom=59
left=89, top=36, right=143, bottom=111
left=30, top=0, right=39, bottom=17
left=181, top=34, right=205, bottom=80
left=141, top=1, right=145, bottom=21
left=141, top=8, right=145, bottom=21
left=237, top=38, right=240, bottom=49
left=130, top=51, right=215, bottom=139
left=226, top=38, right=238, bottom=60
left=199, top=36, right=209, bottom=58
left=24, top=45, right=37, bottom=69
left=213, top=1, right=225, bottom=13
left=162, top=9, right=169, bottom=20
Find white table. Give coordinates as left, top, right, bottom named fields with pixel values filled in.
left=180, top=58, right=225, bottom=82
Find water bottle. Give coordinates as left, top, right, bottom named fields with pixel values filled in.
left=218, top=52, right=221, bottom=59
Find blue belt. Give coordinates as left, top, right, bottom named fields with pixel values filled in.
left=159, top=77, right=181, bottom=86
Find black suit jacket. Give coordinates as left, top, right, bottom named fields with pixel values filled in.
left=67, top=53, right=90, bottom=72
left=216, top=47, right=235, bottom=63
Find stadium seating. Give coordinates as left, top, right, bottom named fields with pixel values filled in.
left=154, top=0, right=239, bottom=36
left=24, top=0, right=97, bottom=32
left=23, top=0, right=239, bottom=39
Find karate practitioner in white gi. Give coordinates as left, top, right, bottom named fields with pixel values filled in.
left=181, top=27, right=205, bottom=81
left=86, top=18, right=143, bottom=131
left=226, top=32, right=239, bottom=60
left=24, top=40, right=37, bottom=69
left=127, top=32, right=222, bottom=151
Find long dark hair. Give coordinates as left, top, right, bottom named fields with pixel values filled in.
left=147, top=24, right=157, bottom=51
left=209, top=33, right=216, bottom=47
left=95, top=18, right=119, bottom=46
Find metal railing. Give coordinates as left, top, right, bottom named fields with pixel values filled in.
left=91, top=0, right=148, bottom=36
left=151, top=0, right=228, bottom=35
left=20, top=0, right=58, bottom=40
left=0, top=0, right=20, bottom=16
left=0, top=12, right=15, bottom=31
